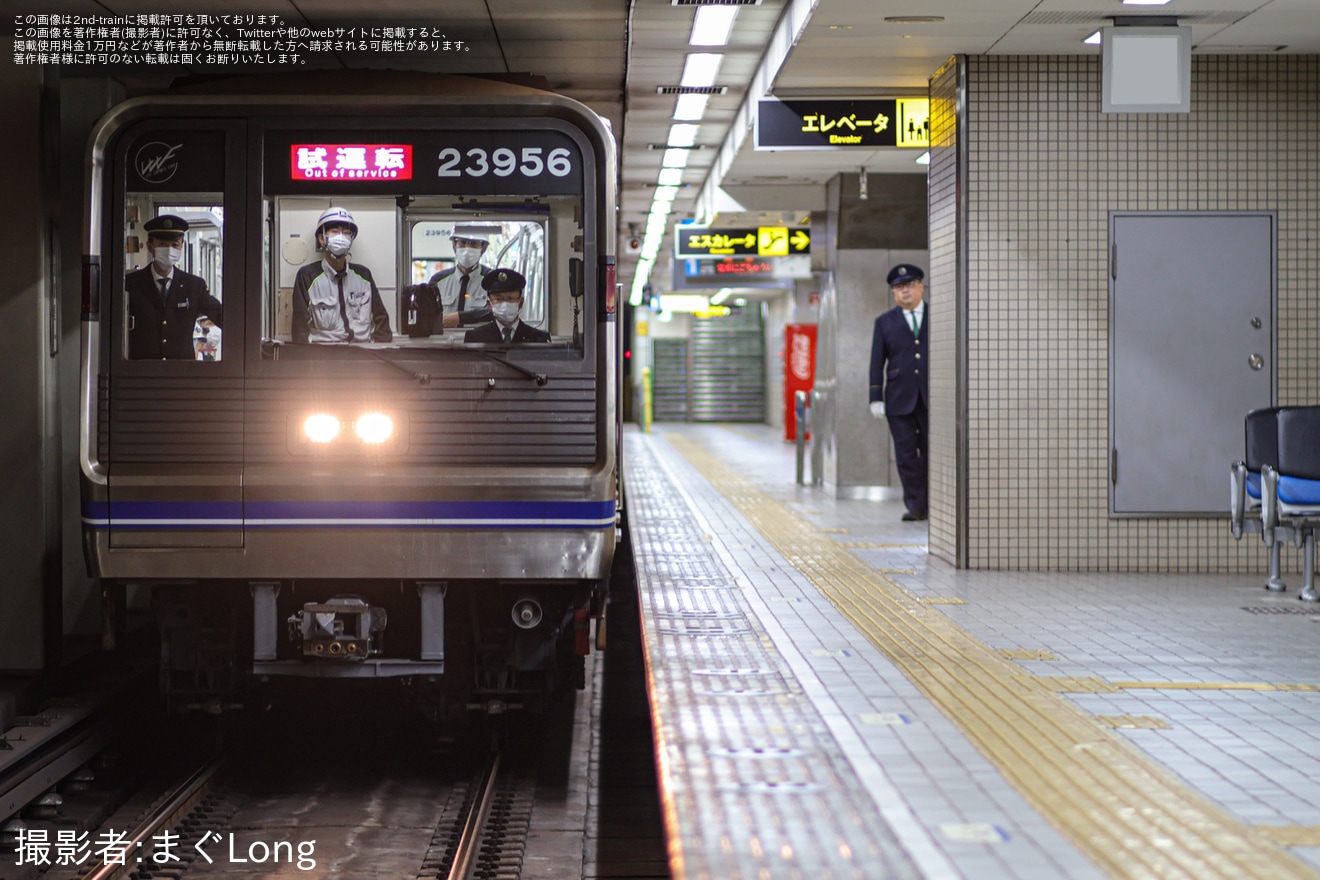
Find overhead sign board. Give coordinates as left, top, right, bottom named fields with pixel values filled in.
left=677, top=226, right=812, bottom=258
left=755, top=98, right=930, bottom=150
left=671, top=256, right=811, bottom=290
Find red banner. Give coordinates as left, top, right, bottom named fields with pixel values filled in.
left=783, top=324, right=817, bottom=441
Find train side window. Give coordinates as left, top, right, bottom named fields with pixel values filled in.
left=123, top=197, right=225, bottom=361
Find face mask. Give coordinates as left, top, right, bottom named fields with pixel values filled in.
left=153, top=246, right=181, bottom=269
left=491, top=302, right=521, bottom=325
left=455, top=247, right=482, bottom=270
left=324, top=232, right=352, bottom=257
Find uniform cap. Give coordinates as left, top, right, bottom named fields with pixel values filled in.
left=144, top=214, right=189, bottom=238
left=886, top=263, right=925, bottom=287
left=481, top=268, right=526, bottom=294
left=316, top=206, right=357, bottom=236
left=451, top=224, right=498, bottom=244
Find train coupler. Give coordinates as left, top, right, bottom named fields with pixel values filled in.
left=288, top=595, right=387, bottom=660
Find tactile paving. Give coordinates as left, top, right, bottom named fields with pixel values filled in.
left=625, top=433, right=922, bottom=880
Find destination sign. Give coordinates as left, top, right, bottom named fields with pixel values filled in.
left=677, top=226, right=811, bottom=258
left=755, top=98, right=930, bottom=150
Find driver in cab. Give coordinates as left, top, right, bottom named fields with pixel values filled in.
left=463, top=269, right=551, bottom=344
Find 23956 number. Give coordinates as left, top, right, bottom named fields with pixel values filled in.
left=436, top=146, right=573, bottom=179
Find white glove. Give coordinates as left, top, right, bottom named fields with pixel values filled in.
left=206, top=325, right=222, bottom=347
left=870, top=401, right=885, bottom=418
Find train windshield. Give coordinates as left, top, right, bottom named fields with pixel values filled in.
left=262, top=128, right=589, bottom=357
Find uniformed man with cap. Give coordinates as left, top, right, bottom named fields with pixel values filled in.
left=125, top=214, right=225, bottom=360
left=869, top=263, right=929, bottom=521
left=463, top=269, right=551, bottom=344
left=292, top=206, right=392, bottom=344
left=427, top=225, right=497, bottom=330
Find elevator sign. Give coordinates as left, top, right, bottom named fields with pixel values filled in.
left=677, top=226, right=811, bottom=258
left=755, top=98, right=930, bottom=150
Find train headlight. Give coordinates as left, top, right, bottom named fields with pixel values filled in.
left=303, top=413, right=342, bottom=443
left=354, top=412, right=394, bottom=445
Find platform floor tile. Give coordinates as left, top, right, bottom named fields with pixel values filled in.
left=627, top=423, right=1320, bottom=880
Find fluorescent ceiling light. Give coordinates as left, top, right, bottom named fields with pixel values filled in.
left=1122, top=0, right=1172, bottom=5
left=673, top=94, right=710, bottom=122
left=661, top=294, right=711, bottom=313
left=681, top=53, right=723, bottom=88
left=915, top=151, right=930, bottom=165
left=709, top=288, right=735, bottom=305
left=690, top=6, right=738, bottom=47
left=668, top=124, right=699, bottom=147
left=652, top=185, right=679, bottom=203
left=1084, top=30, right=1102, bottom=45
left=662, top=148, right=691, bottom=169
left=657, top=167, right=684, bottom=186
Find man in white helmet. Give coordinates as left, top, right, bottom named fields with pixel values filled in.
left=425, top=225, right=497, bottom=330
left=292, top=206, right=392, bottom=344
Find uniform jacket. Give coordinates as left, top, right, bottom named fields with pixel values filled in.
left=428, top=265, right=494, bottom=327
left=464, top=320, right=551, bottom=344
left=126, top=266, right=224, bottom=360
left=869, top=303, right=928, bottom=416
left=292, top=259, right=392, bottom=344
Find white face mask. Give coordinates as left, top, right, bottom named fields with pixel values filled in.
left=491, top=301, right=521, bottom=325
left=454, top=247, right=482, bottom=270
left=153, top=246, right=181, bottom=270
left=324, top=232, right=352, bottom=257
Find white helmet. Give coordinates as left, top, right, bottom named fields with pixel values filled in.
left=316, top=206, right=358, bottom=238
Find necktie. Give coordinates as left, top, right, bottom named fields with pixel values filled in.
left=158, top=277, right=170, bottom=305
left=503, top=326, right=513, bottom=343
left=909, top=309, right=921, bottom=338
left=458, top=274, right=469, bottom=312
left=336, top=270, right=353, bottom=341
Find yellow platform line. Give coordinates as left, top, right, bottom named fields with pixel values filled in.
left=665, top=435, right=1317, bottom=880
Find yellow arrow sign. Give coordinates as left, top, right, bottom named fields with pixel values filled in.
left=790, top=230, right=811, bottom=251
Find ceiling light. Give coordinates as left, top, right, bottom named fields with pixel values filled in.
left=658, top=168, right=684, bottom=186
left=681, top=53, right=723, bottom=88
left=662, top=148, right=691, bottom=168
left=1084, top=30, right=1102, bottom=45
left=652, top=185, right=680, bottom=203
left=668, top=124, right=699, bottom=147
left=1122, top=0, right=1173, bottom=5
left=884, top=16, right=945, bottom=23
left=709, top=288, right=734, bottom=305
left=690, top=6, right=738, bottom=46
left=915, top=151, right=930, bottom=165
left=661, top=294, right=711, bottom=314
left=673, top=93, right=711, bottom=121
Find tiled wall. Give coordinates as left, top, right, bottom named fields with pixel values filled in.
left=929, top=55, right=1320, bottom=571
left=928, top=59, right=961, bottom=566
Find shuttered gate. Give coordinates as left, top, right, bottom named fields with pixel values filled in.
left=690, top=309, right=765, bottom=422
left=651, top=338, right=690, bottom=422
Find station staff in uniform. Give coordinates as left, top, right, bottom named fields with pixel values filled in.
left=463, top=269, right=551, bottom=344
left=869, top=263, right=928, bottom=521
left=292, top=207, right=392, bottom=344
left=125, top=215, right=224, bottom=360
left=428, top=225, right=496, bottom=329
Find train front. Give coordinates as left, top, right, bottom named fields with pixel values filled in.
left=79, top=76, right=620, bottom=714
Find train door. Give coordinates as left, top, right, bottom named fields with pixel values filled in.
left=104, top=121, right=247, bottom=547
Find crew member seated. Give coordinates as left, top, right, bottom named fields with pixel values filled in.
left=126, top=214, right=224, bottom=360
left=463, top=269, right=551, bottom=344
left=292, top=206, right=392, bottom=344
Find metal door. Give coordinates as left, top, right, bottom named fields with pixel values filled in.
left=1110, top=212, right=1274, bottom=515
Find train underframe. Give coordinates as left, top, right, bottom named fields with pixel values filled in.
left=123, top=577, right=604, bottom=718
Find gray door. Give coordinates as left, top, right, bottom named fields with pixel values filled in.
left=1111, top=212, right=1274, bottom=515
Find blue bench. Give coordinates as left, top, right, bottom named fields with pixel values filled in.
left=1231, top=407, right=1286, bottom=590
left=1260, top=406, right=1320, bottom=601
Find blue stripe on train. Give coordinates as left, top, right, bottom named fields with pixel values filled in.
left=81, top=499, right=617, bottom=529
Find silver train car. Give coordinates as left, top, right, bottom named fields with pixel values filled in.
left=79, top=73, right=620, bottom=715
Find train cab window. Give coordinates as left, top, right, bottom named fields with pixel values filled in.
left=123, top=196, right=225, bottom=361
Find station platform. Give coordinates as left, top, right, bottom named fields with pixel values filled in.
left=622, top=423, right=1320, bottom=880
